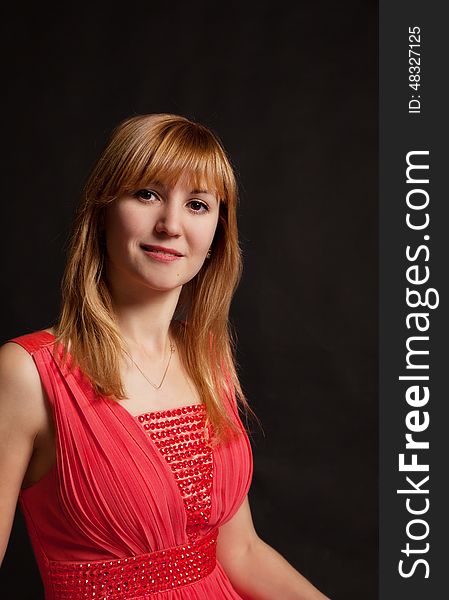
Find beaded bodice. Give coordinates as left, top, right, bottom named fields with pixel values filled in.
left=135, top=403, right=213, bottom=543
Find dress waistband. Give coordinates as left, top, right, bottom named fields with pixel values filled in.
left=48, top=528, right=218, bottom=599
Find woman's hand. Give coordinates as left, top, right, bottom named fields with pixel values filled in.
left=217, top=496, right=331, bottom=600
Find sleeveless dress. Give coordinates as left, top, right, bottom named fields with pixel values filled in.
left=10, top=331, right=253, bottom=599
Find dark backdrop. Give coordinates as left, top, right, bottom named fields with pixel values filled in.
left=0, top=2, right=377, bottom=599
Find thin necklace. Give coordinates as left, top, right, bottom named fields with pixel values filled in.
left=127, top=337, right=175, bottom=390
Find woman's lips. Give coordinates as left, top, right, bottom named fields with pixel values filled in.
left=140, top=244, right=183, bottom=263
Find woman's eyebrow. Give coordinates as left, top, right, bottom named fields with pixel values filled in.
left=144, top=181, right=218, bottom=200
left=146, top=179, right=165, bottom=190
left=189, top=188, right=219, bottom=202
left=190, top=188, right=212, bottom=195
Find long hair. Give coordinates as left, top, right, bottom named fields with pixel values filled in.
left=56, top=113, right=255, bottom=442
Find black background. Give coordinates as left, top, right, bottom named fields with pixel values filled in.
left=0, top=2, right=377, bottom=599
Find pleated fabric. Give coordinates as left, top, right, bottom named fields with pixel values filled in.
left=11, top=331, right=253, bottom=599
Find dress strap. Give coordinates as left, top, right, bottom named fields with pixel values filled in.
left=8, top=330, right=55, bottom=356
left=7, top=330, right=61, bottom=411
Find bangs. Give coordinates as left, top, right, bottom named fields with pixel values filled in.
left=109, top=118, right=235, bottom=204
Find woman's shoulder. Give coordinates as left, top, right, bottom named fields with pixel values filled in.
left=0, top=329, right=52, bottom=389
left=0, top=333, right=49, bottom=438
left=0, top=327, right=55, bottom=409
left=5, top=327, right=56, bottom=356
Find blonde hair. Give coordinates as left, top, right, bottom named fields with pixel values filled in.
left=56, top=113, right=255, bottom=442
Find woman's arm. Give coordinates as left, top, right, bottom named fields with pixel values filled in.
left=0, top=343, right=45, bottom=565
left=217, top=496, right=331, bottom=600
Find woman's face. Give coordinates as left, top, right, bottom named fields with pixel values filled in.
left=104, top=173, right=220, bottom=296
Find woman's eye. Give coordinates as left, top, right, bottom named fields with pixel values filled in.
left=135, top=189, right=158, bottom=202
left=188, top=200, right=209, bottom=213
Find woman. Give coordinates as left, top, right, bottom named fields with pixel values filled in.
left=0, top=114, right=330, bottom=599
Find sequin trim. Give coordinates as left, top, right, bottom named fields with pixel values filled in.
left=48, top=528, right=218, bottom=599
left=136, top=404, right=213, bottom=543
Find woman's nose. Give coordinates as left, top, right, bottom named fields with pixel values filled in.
left=154, top=202, right=182, bottom=236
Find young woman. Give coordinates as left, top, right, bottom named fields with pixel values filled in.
left=0, top=114, right=330, bottom=599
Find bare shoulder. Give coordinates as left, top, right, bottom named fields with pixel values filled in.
left=0, top=340, right=49, bottom=565
left=0, top=341, right=46, bottom=438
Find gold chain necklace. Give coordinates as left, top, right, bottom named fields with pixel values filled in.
left=127, top=337, right=175, bottom=390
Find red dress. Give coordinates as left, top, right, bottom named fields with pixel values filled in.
left=11, top=331, right=253, bottom=599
